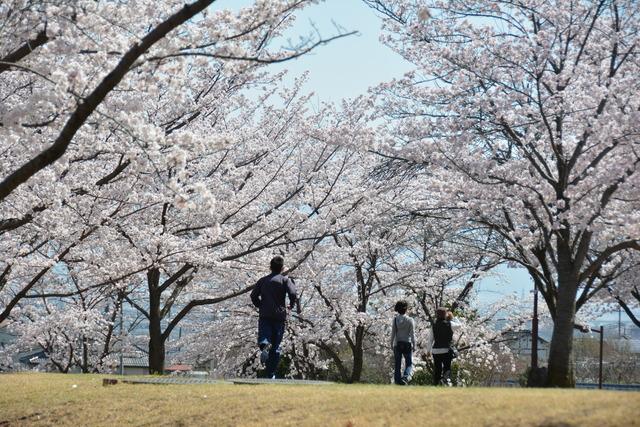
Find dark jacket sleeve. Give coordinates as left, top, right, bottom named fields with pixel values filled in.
left=286, top=278, right=297, bottom=309
left=250, top=281, right=261, bottom=308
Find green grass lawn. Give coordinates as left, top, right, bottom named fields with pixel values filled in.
left=0, top=373, right=638, bottom=426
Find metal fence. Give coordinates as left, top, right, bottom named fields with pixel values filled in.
left=498, top=379, right=640, bottom=391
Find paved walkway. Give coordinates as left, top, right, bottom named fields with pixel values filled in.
left=120, top=377, right=221, bottom=385
left=229, top=378, right=333, bottom=385
left=108, top=376, right=333, bottom=386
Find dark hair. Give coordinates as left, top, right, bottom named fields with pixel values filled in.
left=436, top=307, right=447, bottom=320
left=270, top=256, right=284, bottom=273
left=394, top=300, right=409, bottom=315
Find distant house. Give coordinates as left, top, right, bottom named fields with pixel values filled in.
left=18, top=349, right=48, bottom=368
left=1, top=326, right=50, bottom=371
left=165, top=364, right=192, bottom=375
left=120, top=356, right=149, bottom=375
left=504, top=330, right=550, bottom=362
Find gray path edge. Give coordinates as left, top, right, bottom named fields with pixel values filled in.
left=105, top=377, right=334, bottom=386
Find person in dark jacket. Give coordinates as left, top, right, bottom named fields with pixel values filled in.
left=429, top=307, right=454, bottom=385
left=250, top=256, right=297, bottom=379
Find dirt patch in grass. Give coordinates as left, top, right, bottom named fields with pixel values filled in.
left=0, top=373, right=638, bottom=426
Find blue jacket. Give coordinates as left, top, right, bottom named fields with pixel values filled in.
left=250, top=273, right=297, bottom=321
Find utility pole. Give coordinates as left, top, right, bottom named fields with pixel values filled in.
left=618, top=306, right=621, bottom=338
left=598, top=325, right=604, bottom=389
left=119, top=298, right=124, bottom=376
left=577, top=325, right=605, bottom=389
left=531, top=281, right=539, bottom=369
left=527, top=280, right=546, bottom=387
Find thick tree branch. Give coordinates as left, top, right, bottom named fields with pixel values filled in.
left=0, top=30, right=50, bottom=74
left=579, top=241, right=640, bottom=283
left=0, top=0, right=215, bottom=201
left=161, top=284, right=253, bottom=340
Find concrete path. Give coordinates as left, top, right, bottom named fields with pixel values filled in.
left=120, top=377, right=221, bottom=385
left=105, top=376, right=333, bottom=386
left=229, top=378, right=333, bottom=385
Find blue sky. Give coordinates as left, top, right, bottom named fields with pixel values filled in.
left=214, top=0, right=413, bottom=102
left=212, top=0, right=636, bottom=325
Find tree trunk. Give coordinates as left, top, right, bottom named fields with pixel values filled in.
left=147, top=268, right=165, bottom=374
left=82, top=336, right=89, bottom=373
left=350, top=325, right=365, bottom=383
left=148, top=326, right=165, bottom=375
left=546, top=250, right=579, bottom=387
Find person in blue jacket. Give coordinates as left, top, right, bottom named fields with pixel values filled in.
left=250, top=256, right=297, bottom=379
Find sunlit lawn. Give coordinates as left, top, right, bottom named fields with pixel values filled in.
left=1, top=373, right=638, bottom=426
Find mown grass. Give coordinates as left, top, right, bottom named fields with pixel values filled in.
left=0, top=373, right=638, bottom=426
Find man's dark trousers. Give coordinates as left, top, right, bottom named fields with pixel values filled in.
left=258, top=317, right=285, bottom=378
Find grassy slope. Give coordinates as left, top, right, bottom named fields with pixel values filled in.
left=0, top=374, right=639, bottom=426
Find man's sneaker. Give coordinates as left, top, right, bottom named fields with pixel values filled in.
left=259, top=343, right=271, bottom=365
left=401, top=376, right=409, bottom=385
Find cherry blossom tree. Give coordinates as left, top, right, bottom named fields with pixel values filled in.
left=162, top=147, right=388, bottom=380
left=605, top=252, right=640, bottom=328
left=1, top=286, right=126, bottom=373
left=1, top=0, right=352, bottom=327
left=27, top=89, right=362, bottom=375
left=150, top=144, right=377, bottom=378
left=177, top=158, right=525, bottom=383
left=298, top=203, right=413, bottom=383
left=0, top=0, right=351, bottom=200
left=365, top=0, right=640, bottom=387
left=379, top=212, right=525, bottom=385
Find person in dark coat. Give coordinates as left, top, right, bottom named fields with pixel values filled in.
left=250, top=256, right=297, bottom=379
left=429, top=307, right=454, bottom=385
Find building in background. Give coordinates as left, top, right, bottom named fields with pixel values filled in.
left=504, top=330, right=550, bottom=363
left=120, top=355, right=149, bottom=375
